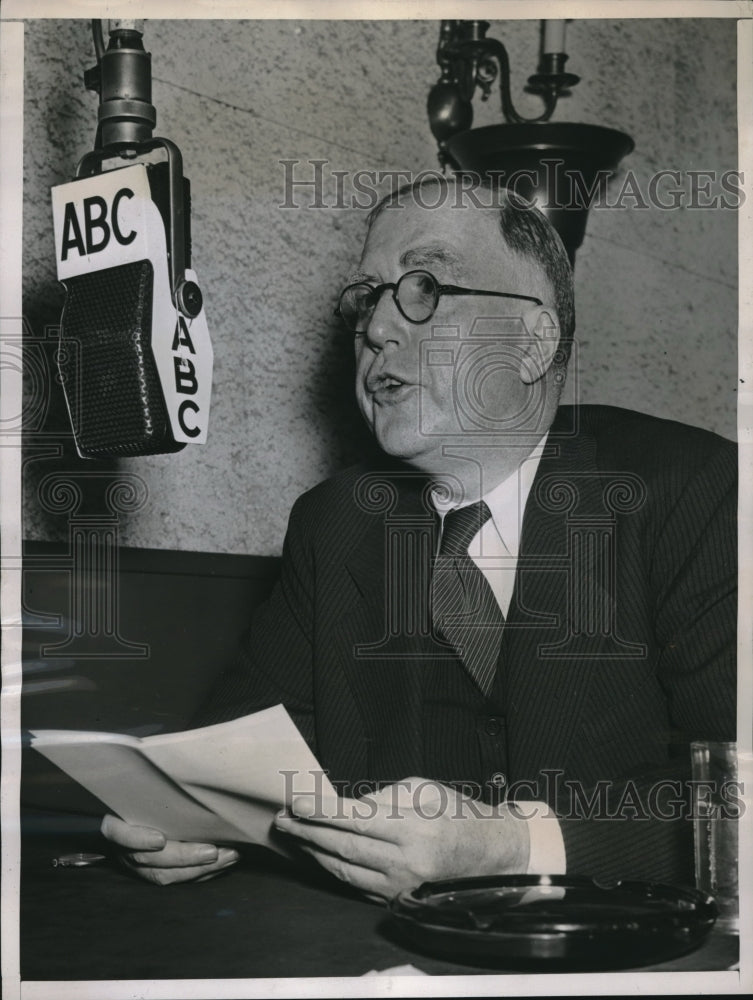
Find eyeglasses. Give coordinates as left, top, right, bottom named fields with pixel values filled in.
left=335, top=269, right=543, bottom=334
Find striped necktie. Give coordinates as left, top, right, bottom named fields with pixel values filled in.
left=431, top=500, right=505, bottom=696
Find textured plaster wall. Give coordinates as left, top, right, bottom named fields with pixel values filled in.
left=22, top=17, right=738, bottom=556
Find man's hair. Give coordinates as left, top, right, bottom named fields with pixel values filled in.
left=367, top=176, right=576, bottom=370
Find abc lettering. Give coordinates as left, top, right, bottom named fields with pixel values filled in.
left=111, top=188, right=137, bottom=245
left=172, top=316, right=196, bottom=354
left=174, top=356, right=198, bottom=395
left=60, top=187, right=136, bottom=261
left=60, top=202, right=85, bottom=261
left=178, top=400, right=201, bottom=438
left=175, top=359, right=202, bottom=437
left=172, top=320, right=202, bottom=438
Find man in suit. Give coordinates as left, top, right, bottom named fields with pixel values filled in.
left=103, top=178, right=736, bottom=895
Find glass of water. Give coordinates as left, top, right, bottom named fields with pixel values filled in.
left=691, top=740, right=739, bottom=932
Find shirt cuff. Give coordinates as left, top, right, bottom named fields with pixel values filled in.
left=515, top=800, right=566, bottom=875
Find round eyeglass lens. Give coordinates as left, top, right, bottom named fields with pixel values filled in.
left=399, top=271, right=438, bottom=323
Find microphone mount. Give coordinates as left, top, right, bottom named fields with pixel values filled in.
left=84, top=19, right=156, bottom=150
left=80, top=19, right=200, bottom=318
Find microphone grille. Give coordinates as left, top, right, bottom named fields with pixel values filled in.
left=58, top=260, right=183, bottom=458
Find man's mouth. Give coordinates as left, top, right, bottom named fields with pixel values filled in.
left=367, top=373, right=416, bottom=403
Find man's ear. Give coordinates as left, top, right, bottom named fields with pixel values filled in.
left=519, top=307, right=560, bottom=385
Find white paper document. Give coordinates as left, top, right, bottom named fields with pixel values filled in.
left=30, top=705, right=337, bottom=855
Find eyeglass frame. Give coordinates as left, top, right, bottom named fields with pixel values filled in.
left=335, top=268, right=544, bottom=333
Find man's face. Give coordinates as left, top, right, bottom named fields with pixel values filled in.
left=351, top=194, right=547, bottom=473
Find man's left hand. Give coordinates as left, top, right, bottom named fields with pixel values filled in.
left=273, top=776, right=530, bottom=901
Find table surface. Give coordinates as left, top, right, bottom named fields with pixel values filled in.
left=19, top=813, right=739, bottom=983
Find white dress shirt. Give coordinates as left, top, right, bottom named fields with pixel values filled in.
left=433, top=437, right=566, bottom=876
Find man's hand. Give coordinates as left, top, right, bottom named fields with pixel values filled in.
left=101, top=814, right=240, bottom=886
left=273, top=777, right=530, bottom=901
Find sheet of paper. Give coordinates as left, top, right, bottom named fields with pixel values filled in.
left=140, top=706, right=339, bottom=850
left=30, top=737, right=252, bottom=844
left=30, top=705, right=338, bottom=853
left=142, top=705, right=336, bottom=804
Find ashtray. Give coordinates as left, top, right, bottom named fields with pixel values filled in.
left=388, top=874, right=717, bottom=969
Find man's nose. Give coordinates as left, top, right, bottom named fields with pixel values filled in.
left=364, top=288, right=409, bottom=351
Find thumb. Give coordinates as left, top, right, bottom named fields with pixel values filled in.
left=101, top=813, right=166, bottom=851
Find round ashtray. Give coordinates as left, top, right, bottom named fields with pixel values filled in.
left=389, top=874, right=717, bottom=970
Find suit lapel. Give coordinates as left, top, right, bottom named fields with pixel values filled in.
left=332, top=476, right=441, bottom=781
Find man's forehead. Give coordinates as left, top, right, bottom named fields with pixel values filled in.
left=357, top=197, right=507, bottom=280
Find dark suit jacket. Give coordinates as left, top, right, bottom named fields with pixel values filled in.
left=200, top=405, right=737, bottom=885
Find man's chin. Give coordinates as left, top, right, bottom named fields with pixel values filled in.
left=368, top=407, right=452, bottom=470
left=371, top=431, right=443, bottom=470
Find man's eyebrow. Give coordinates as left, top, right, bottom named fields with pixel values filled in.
left=400, top=245, right=465, bottom=278
left=345, top=245, right=466, bottom=285
left=345, top=268, right=375, bottom=284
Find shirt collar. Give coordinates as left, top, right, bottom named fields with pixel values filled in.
left=431, top=434, right=549, bottom=558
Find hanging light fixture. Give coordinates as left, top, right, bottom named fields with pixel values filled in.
left=427, top=19, right=634, bottom=263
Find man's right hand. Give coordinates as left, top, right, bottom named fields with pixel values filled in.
left=101, top=813, right=240, bottom=886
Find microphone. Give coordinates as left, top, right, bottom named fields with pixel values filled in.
left=51, top=19, right=213, bottom=458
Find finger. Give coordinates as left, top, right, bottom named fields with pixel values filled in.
left=287, top=794, right=438, bottom=846
left=368, top=777, right=445, bottom=807
left=275, top=812, right=398, bottom=870
left=101, top=813, right=165, bottom=851
left=287, top=796, right=399, bottom=844
left=122, top=848, right=240, bottom=887
left=297, top=844, right=392, bottom=900
left=287, top=795, right=362, bottom=822
left=128, top=841, right=234, bottom=869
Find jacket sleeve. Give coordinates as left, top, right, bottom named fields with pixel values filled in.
left=558, top=438, right=737, bottom=884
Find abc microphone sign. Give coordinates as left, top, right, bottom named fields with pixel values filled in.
left=52, top=163, right=213, bottom=452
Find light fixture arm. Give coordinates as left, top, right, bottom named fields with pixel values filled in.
left=428, top=20, right=580, bottom=164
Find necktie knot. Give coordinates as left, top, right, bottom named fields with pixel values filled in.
left=439, top=500, right=492, bottom=558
